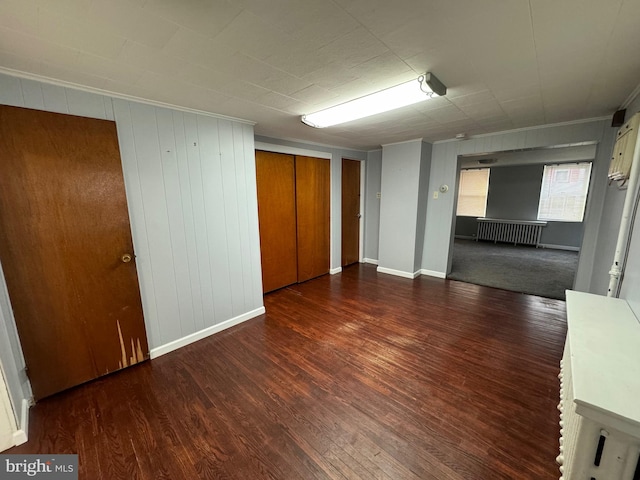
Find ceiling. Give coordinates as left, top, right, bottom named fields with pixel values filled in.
left=0, top=0, right=639, bottom=151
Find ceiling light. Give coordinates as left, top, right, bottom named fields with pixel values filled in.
left=301, top=73, right=447, bottom=128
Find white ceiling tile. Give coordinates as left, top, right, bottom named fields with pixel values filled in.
left=345, top=52, right=412, bottom=82
left=449, top=90, right=496, bottom=105
left=493, top=84, right=541, bottom=102
left=209, top=10, right=292, bottom=62
left=37, top=60, right=108, bottom=90
left=37, top=7, right=126, bottom=59
left=0, top=0, right=38, bottom=33
left=0, top=0, right=637, bottom=149
left=316, top=27, right=389, bottom=70
left=75, top=52, right=145, bottom=85
left=334, top=0, right=446, bottom=38
left=87, top=1, right=179, bottom=50
left=290, top=84, right=338, bottom=107
left=0, top=27, right=80, bottom=67
left=117, top=41, right=191, bottom=77
left=0, top=48, right=40, bottom=73
left=254, top=91, right=303, bottom=112
left=142, top=0, right=242, bottom=37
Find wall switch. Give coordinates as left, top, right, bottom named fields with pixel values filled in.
left=433, top=191, right=439, bottom=199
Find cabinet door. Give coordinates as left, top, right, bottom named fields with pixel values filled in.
left=295, top=156, right=330, bottom=282
left=255, top=151, right=298, bottom=293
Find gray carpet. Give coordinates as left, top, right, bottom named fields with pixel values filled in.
left=448, top=239, right=579, bottom=300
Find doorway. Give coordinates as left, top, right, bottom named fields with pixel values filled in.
left=0, top=105, right=149, bottom=400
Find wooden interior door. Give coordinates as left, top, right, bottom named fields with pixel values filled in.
left=295, top=156, right=330, bottom=282
left=255, top=150, right=298, bottom=293
left=0, top=105, right=149, bottom=400
left=342, top=159, right=361, bottom=266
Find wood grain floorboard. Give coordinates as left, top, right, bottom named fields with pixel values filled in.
left=8, top=264, right=566, bottom=479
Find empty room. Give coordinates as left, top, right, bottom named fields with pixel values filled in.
left=1, top=2, right=640, bottom=479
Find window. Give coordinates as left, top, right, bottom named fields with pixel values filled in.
left=537, top=163, right=592, bottom=222
left=456, top=168, right=490, bottom=217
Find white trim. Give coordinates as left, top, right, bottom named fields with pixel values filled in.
left=622, top=80, right=640, bottom=109
left=376, top=266, right=420, bottom=279
left=363, top=258, right=379, bottom=265
left=150, top=307, right=265, bottom=359
left=539, top=243, right=581, bottom=252
left=433, top=116, right=610, bottom=144
left=381, top=137, right=425, bottom=147
left=254, top=142, right=332, bottom=159
left=255, top=135, right=367, bottom=154
left=420, top=269, right=447, bottom=279
left=0, top=67, right=256, bottom=125
left=329, top=267, right=342, bottom=275
left=359, top=159, right=365, bottom=263
left=11, top=399, right=28, bottom=447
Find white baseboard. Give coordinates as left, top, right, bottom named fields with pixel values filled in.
left=150, top=306, right=266, bottom=359
left=420, top=269, right=447, bottom=279
left=11, top=398, right=29, bottom=447
left=376, top=266, right=420, bottom=279
left=539, top=243, right=581, bottom=252
left=362, top=258, right=379, bottom=265
left=329, top=267, right=342, bottom=275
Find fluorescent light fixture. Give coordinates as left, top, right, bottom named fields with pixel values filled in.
left=301, top=73, right=446, bottom=128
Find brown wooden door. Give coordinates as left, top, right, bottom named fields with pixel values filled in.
left=0, top=105, right=149, bottom=400
left=342, top=159, right=361, bottom=266
left=255, top=150, right=298, bottom=293
left=295, top=156, right=330, bottom=282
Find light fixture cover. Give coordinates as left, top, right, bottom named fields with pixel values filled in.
left=301, top=73, right=446, bottom=128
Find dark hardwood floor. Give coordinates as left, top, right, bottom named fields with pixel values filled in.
left=8, top=264, right=567, bottom=479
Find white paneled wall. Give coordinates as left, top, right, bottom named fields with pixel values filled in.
left=0, top=73, right=264, bottom=405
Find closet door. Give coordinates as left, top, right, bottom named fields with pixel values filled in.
left=255, top=151, right=298, bottom=293
left=295, top=156, right=330, bottom=282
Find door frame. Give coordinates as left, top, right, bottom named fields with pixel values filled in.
left=254, top=142, right=341, bottom=272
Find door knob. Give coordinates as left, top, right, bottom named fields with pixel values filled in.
left=121, top=253, right=133, bottom=263
left=356, top=213, right=362, bottom=218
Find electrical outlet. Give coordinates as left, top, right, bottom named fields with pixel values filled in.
left=433, top=191, right=439, bottom=199
left=376, top=192, right=381, bottom=199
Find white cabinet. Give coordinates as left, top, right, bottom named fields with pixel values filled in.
left=558, top=291, right=640, bottom=479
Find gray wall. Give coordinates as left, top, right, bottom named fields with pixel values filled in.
left=455, top=164, right=585, bottom=248
left=0, top=73, right=265, bottom=420
left=378, top=140, right=424, bottom=275
left=364, top=149, right=382, bottom=262
left=486, top=165, right=543, bottom=219
left=422, top=120, right=616, bottom=292
left=254, top=135, right=367, bottom=271
left=413, top=141, right=432, bottom=271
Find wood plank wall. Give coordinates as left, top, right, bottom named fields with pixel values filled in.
left=0, top=74, right=264, bottom=401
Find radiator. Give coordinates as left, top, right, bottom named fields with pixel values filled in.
left=476, top=218, right=547, bottom=247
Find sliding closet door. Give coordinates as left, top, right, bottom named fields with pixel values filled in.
left=255, top=151, right=298, bottom=293
left=295, top=156, right=330, bottom=282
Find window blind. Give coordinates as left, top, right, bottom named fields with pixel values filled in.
left=456, top=168, right=490, bottom=217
